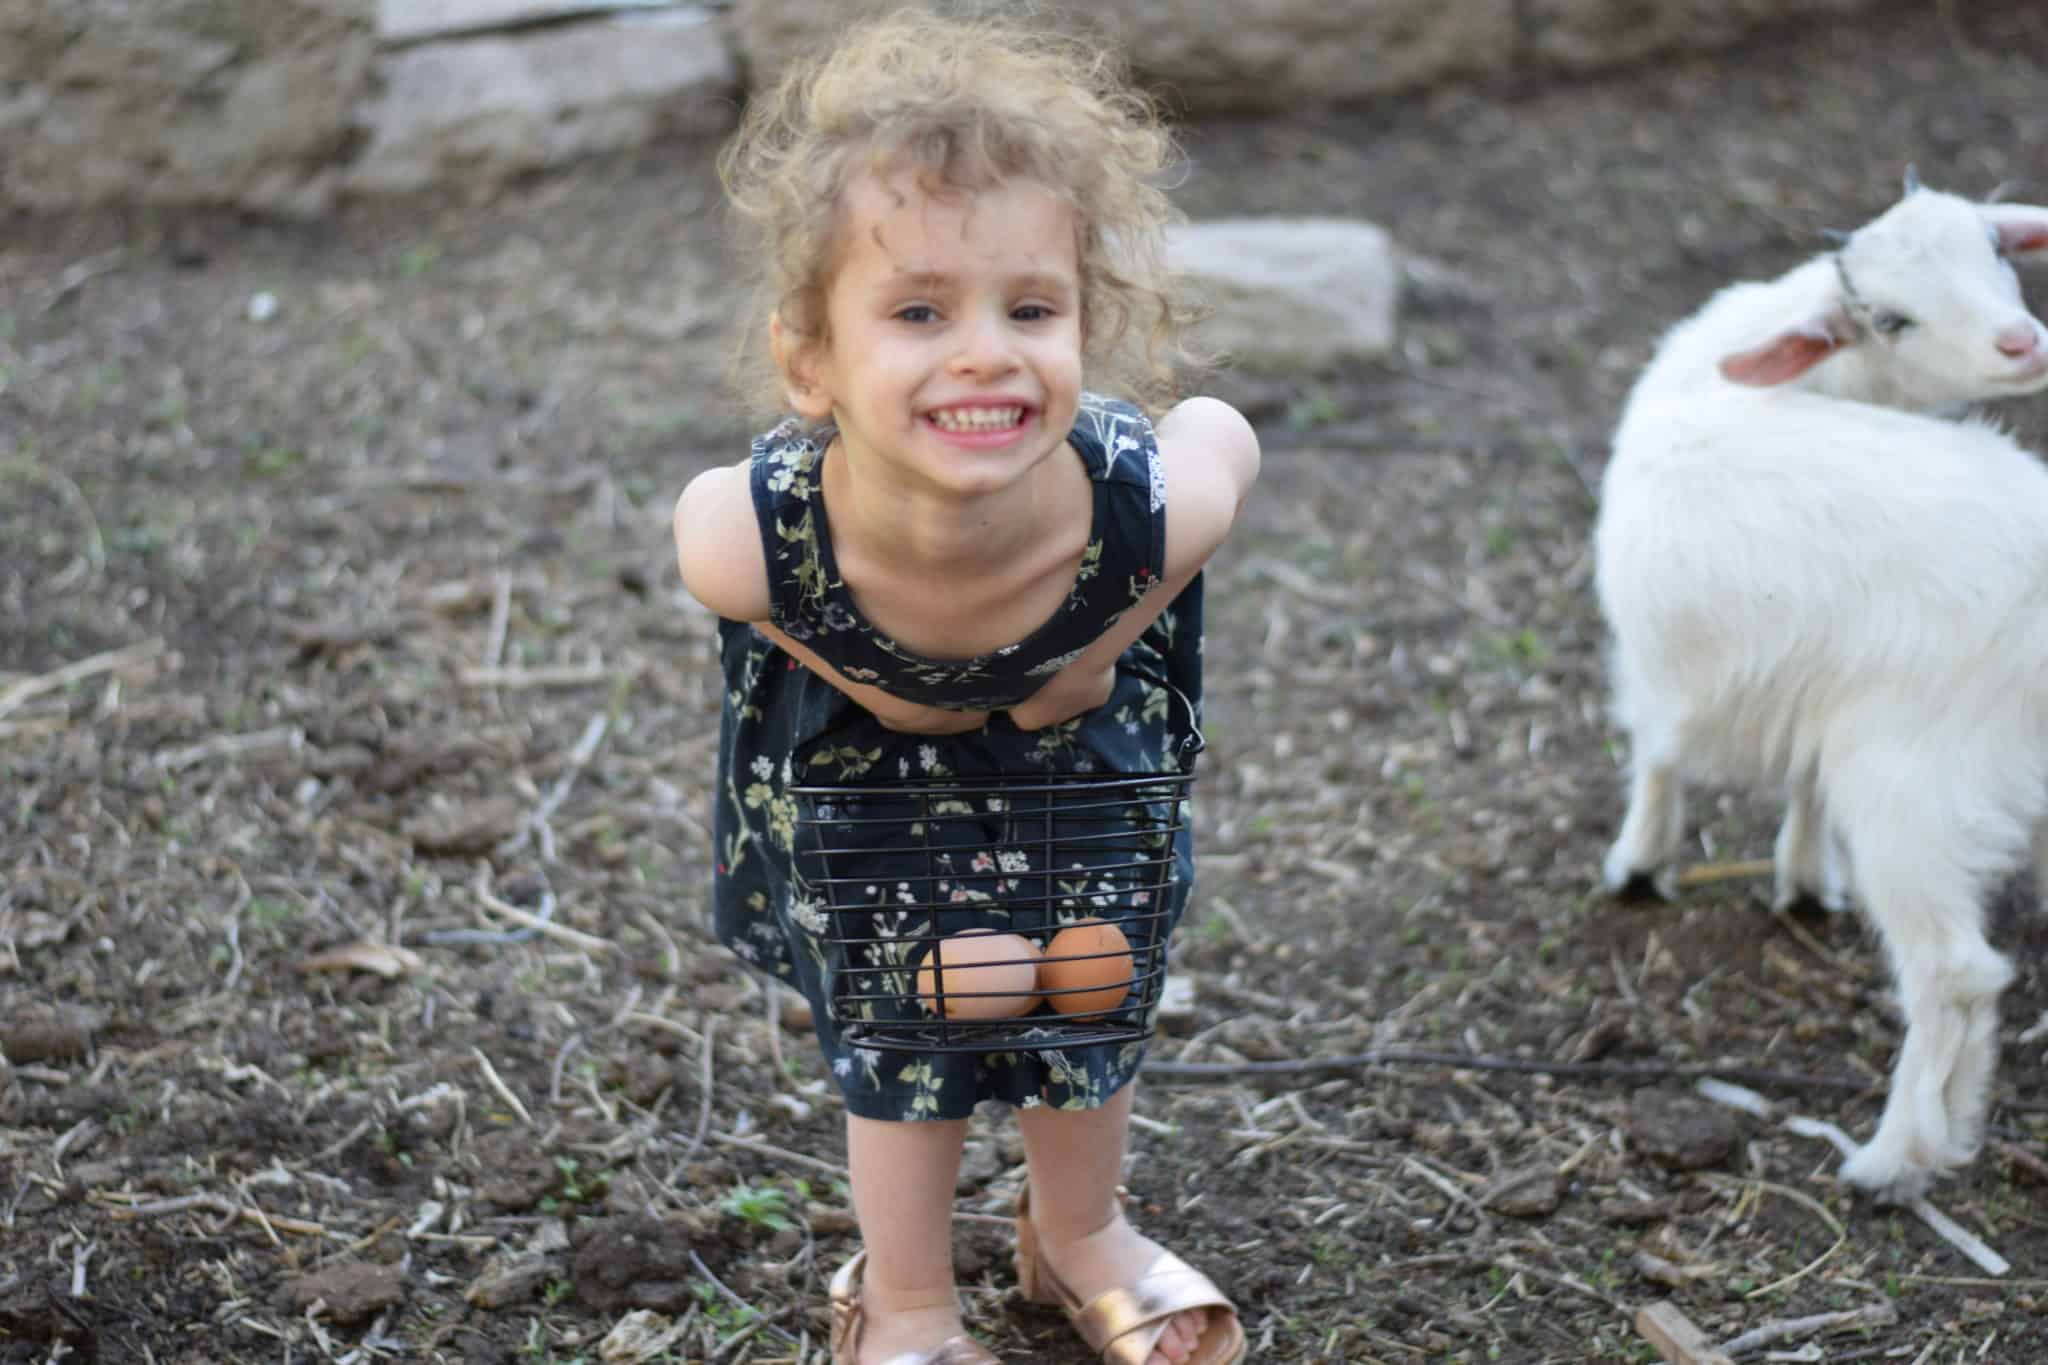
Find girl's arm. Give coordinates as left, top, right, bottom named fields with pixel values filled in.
left=1005, top=396, right=1260, bottom=731
left=674, top=462, right=990, bottom=735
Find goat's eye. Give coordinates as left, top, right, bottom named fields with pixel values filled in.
left=1872, top=311, right=1912, bottom=336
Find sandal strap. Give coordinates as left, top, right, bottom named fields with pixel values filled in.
left=1067, top=1252, right=1240, bottom=1365
left=828, top=1251, right=1001, bottom=1365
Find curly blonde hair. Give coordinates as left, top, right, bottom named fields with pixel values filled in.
left=718, top=5, right=1195, bottom=417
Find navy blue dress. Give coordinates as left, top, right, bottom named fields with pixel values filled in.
left=709, top=395, right=1203, bottom=1120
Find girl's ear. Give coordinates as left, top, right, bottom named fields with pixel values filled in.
left=770, top=311, right=835, bottom=422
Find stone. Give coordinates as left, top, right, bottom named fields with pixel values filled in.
left=730, top=0, right=1887, bottom=114
left=1628, top=1091, right=1740, bottom=1171
left=284, top=1262, right=406, bottom=1326
left=1, top=0, right=373, bottom=215
left=1167, top=218, right=1401, bottom=376
left=463, top=1254, right=554, bottom=1309
left=402, top=796, right=528, bottom=856
left=573, top=1216, right=699, bottom=1314
left=377, top=0, right=685, bottom=46
left=345, top=11, right=739, bottom=196
left=1482, top=1167, right=1562, bottom=1217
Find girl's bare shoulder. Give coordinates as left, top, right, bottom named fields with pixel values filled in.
left=673, top=460, right=772, bottom=623
left=1153, top=396, right=1261, bottom=575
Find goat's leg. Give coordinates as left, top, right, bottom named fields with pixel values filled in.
left=1820, top=821, right=1854, bottom=912
left=1773, top=776, right=1854, bottom=912
left=1835, top=833, right=2011, bottom=1201
left=2033, top=816, right=2048, bottom=912
left=1773, top=774, right=1826, bottom=911
left=1603, top=749, right=1684, bottom=899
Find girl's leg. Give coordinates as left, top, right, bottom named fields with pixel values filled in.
left=844, top=1112, right=978, bottom=1361
left=1016, top=1086, right=1206, bottom=1365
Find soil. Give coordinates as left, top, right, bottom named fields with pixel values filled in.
left=6, top=4, right=2048, bottom=1362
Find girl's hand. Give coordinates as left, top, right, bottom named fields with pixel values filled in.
left=1007, top=663, right=1114, bottom=731
left=864, top=694, right=991, bottom=735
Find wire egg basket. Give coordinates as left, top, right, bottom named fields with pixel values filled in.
left=788, top=753, right=1197, bottom=1055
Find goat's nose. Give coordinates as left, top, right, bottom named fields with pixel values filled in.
left=1995, top=322, right=2042, bottom=359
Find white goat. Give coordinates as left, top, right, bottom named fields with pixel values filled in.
left=1595, top=178, right=2048, bottom=1199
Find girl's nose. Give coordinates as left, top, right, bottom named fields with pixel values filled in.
left=949, top=313, right=1019, bottom=376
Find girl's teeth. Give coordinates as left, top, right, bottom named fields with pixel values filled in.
left=931, top=407, right=1022, bottom=432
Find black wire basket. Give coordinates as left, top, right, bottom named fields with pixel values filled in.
left=788, top=757, right=1197, bottom=1055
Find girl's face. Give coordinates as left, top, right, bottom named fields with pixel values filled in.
left=787, top=169, right=1086, bottom=500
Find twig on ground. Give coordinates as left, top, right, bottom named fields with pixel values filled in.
left=482, top=569, right=512, bottom=671
left=1402, top=1155, right=1493, bottom=1240
left=1145, top=1047, right=1868, bottom=1093
left=155, top=725, right=304, bottom=772
left=457, top=663, right=622, bottom=689
left=1717, top=1302, right=1898, bottom=1358
left=498, top=711, right=610, bottom=862
left=1673, top=859, right=1774, bottom=888
left=0, top=638, right=161, bottom=723
left=706, top=1133, right=848, bottom=1181
left=473, top=883, right=609, bottom=955
left=99, top=1192, right=335, bottom=1240
left=1700, top=1175, right=1845, bottom=1299
left=677, top=1015, right=719, bottom=1167
left=470, top=1046, right=535, bottom=1127
left=1635, top=1300, right=1735, bottom=1365
left=549, top=1035, right=582, bottom=1108
left=688, top=1249, right=800, bottom=1346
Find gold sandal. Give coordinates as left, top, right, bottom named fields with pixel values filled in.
left=1013, top=1183, right=1247, bottom=1365
left=828, top=1251, right=1002, bottom=1365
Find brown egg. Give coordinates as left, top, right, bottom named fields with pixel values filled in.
left=1039, top=918, right=1133, bottom=1019
left=915, top=930, right=1042, bottom=1020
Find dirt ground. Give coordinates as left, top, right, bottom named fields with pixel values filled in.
left=7, top=4, right=2048, bottom=1362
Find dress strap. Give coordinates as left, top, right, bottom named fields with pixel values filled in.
left=746, top=419, right=834, bottom=632
left=1066, top=394, right=1167, bottom=598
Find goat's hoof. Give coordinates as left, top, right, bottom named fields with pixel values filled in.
left=1839, top=1144, right=1935, bottom=1205
left=1602, top=859, right=1675, bottom=902
left=1773, top=885, right=1851, bottom=917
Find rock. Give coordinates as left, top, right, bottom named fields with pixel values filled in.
left=1154, top=973, right=1199, bottom=1036
left=345, top=10, right=738, bottom=196
left=463, top=1254, right=554, bottom=1309
left=0, top=1009, right=98, bottom=1065
left=955, top=1138, right=1002, bottom=1194
left=1167, top=218, right=1400, bottom=376
left=573, top=1216, right=699, bottom=1313
left=1598, top=1195, right=1677, bottom=1225
left=1628, top=1091, right=1739, bottom=1171
left=377, top=0, right=685, bottom=46
left=1482, top=1167, right=1561, bottom=1217
left=403, top=796, right=528, bottom=856
left=730, top=0, right=1889, bottom=114
left=285, top=1262, right=405, bottom=1326
left=1, top=0, right=373, bottom=215
left=471, top=1129, right=562, bottom=1210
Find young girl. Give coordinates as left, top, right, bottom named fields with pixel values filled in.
left=674, top=12, right=1259, bottom=1364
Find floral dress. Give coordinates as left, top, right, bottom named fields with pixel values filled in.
left=709, top=394, right=1204, bottom=1120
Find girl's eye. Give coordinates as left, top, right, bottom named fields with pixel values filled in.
left=895, top=305, right=937, bottom=324
left=1872, top=311, right=1913, bottom=336
left=1012, top=305, right=1053, bottom=322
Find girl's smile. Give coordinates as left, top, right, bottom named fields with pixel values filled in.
left=923, top=400, right=1035, bottom=447
left=788, top=170, right=1086, bottom=501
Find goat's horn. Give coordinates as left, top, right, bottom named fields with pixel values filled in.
left=1818, top=227, right=1853, bottom=246
left=1903, top=164, right=1924, bottom=196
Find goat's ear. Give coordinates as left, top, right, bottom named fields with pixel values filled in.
left=1718, top=313, right=1855, bottom=387
left=1983, top=204, right=2048, bottom=263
